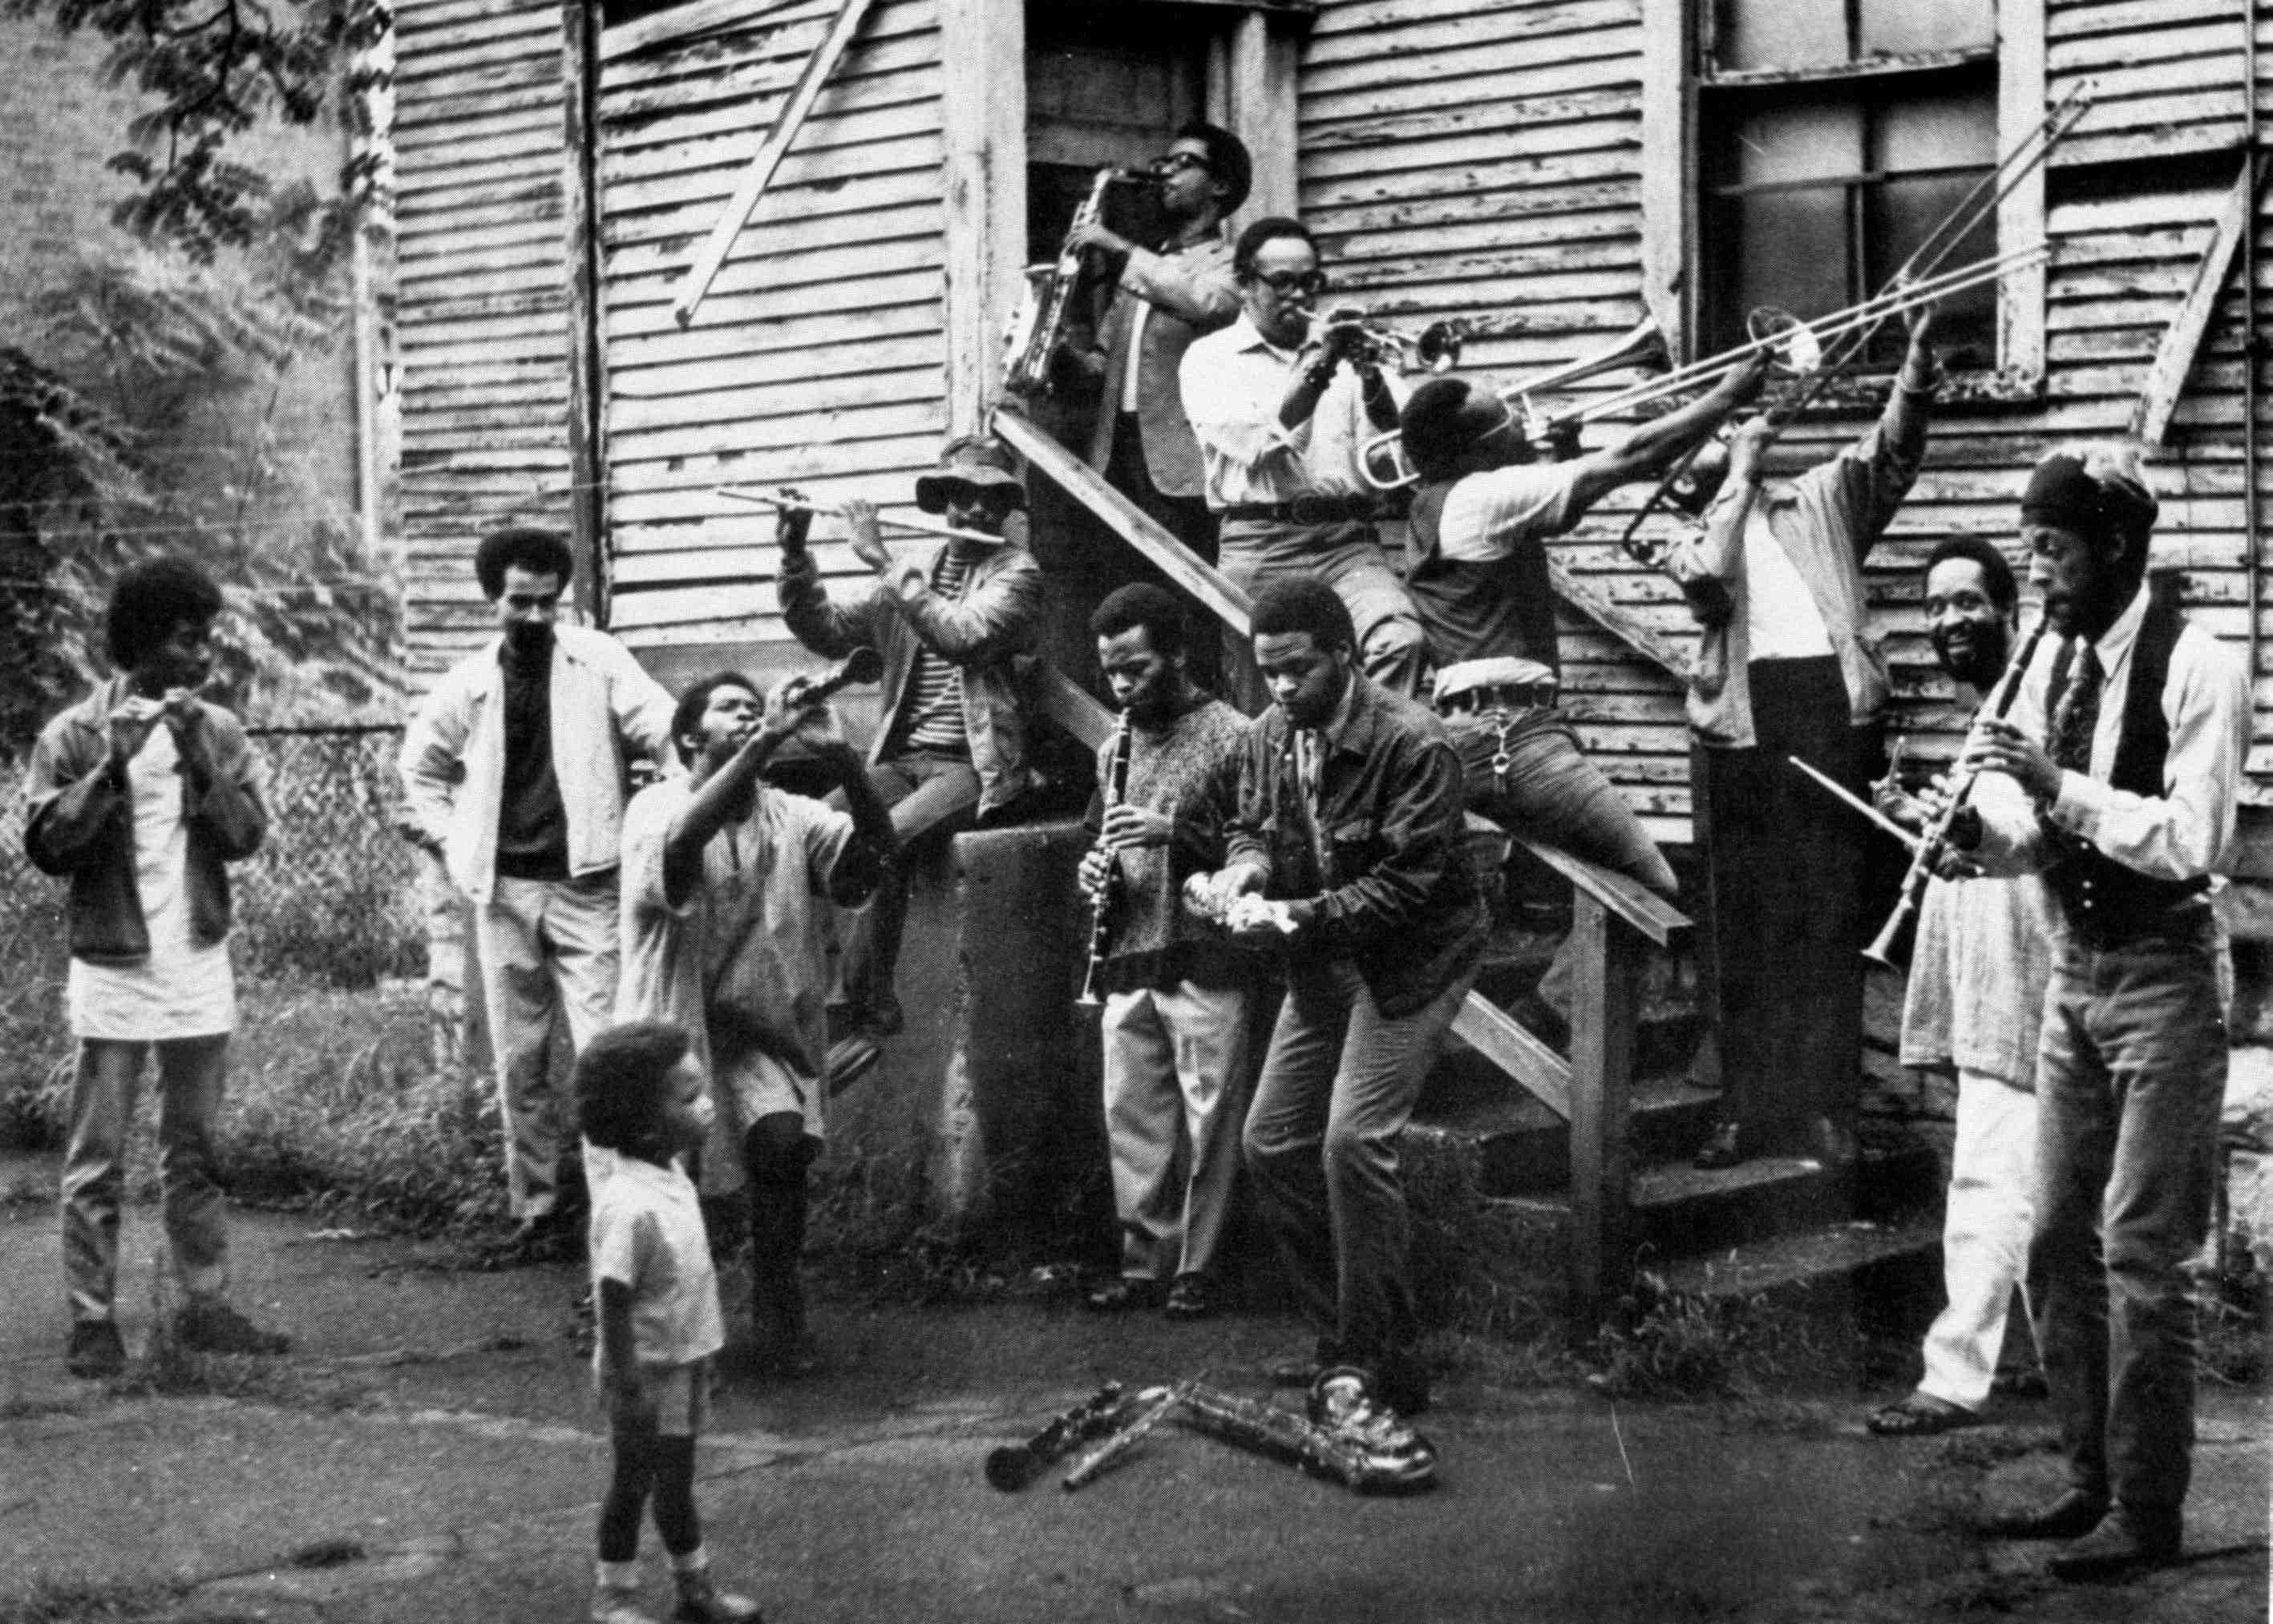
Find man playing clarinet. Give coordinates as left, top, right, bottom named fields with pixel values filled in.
left=1078, top=584, right=1254, bottom=1321
left=1956, top=444, right=2246, bottom=1580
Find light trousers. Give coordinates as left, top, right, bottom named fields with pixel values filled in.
left=1917, top=1066, right=2037, bottom=1411
left=1101, top=980, right=1251, bottom=1281
left=62, top=1034, right=232, bottom=1321
left=475, top=870, right=621, bottom=1218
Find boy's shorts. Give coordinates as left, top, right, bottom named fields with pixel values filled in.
left=601, top=1357, right=711, bottom=1438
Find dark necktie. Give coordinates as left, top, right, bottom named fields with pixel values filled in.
left=2048, top=640, right=2103, bottom=775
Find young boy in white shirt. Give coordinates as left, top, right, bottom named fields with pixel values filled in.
left=577, top=1021, right=762, bottom=1624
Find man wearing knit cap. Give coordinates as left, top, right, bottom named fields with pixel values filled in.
left=1956, top=443, right=2247, bottom=1580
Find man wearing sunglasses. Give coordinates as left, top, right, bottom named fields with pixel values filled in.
left=775, top=436, right=1043, bottom=1055
left=1059, top=123, right=1249, bottom=612
left=1179, top=217, right=1426, bottom=704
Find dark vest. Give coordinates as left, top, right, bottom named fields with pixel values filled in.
left=2040, top=598, right=2210, bottom=940
left=1406, top=479, right=1562, bottom=676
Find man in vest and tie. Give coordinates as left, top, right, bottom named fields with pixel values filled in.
left=1955, top=443, right=2247, bottom=1580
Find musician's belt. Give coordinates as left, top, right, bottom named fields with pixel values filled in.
left=1435, top=681, right=1558, bottom=715
left=1221, top=495, right=1385, bottom=526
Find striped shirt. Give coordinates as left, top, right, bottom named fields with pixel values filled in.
left=902, top=549, right=973, bottom=754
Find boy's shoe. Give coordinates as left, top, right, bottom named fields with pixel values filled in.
left=66, top=1319, right=127, bottom=1380
left=674, top=1570, right=764, bottom=1623
left=1306, top=1367, right=1438, bottom=1492
left=175, top=1302, right=290, bottom=1356
left=591, top=1584, right=658, bottom=1624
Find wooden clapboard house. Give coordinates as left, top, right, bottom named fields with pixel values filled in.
left=390, top=0, right=2268, bottom=1311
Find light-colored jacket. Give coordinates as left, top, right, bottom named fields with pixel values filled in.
left=778, top=539, right=1042, bottom=818
left=1082, top=234, right=1240, bottom=499
left=1663, top=382, right=1929, bottom=748
left=398, top=624, right=677, bottom=903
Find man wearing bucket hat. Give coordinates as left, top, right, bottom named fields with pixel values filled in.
left=775, top=435, right=1044, bottom=1045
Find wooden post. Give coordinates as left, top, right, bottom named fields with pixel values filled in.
left=1996, top=0, right=2048, bottom=384
left=1223, top=10, right=1298, bottom=233
left=561, top=0, right=608, bottom=624
left=1567, top=893, right=1640, bottom=1329
left=940, top=0, right=1027, bottom=437
left=1637, top=0, right=1693, bottom=357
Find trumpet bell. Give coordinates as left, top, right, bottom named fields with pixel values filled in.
left=1417, top=321, right=1463, bottom=374
left=1745, top=306, right=1822, bottom=374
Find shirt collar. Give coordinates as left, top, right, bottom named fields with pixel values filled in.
left=1284, top=671, right=1372, bottom=757
left=1229, top=310, right=1302, bottom=362
left=588, top=1143, right=692, bottom=1199
left=2089, top=580, right=2153, bottom=678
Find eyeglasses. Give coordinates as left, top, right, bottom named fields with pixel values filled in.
left=1151, top=151, right=1211, bottom=177
left=1251, top=270, right=1329, bottom=297
left=932, top=480, right=1018, bottom=508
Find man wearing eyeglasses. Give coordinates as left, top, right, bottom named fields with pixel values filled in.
left=1060, top=123, right=1249, bottom=582
left=775, top=436, right=1043, bottom=1056
left=1179, top=218, right=1426, bottom=702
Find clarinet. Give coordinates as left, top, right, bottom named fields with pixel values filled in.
left=1076, top=717, right=1134, bottom=1007
left=1863, top=612, right=2049, bottom=970
left=985, top=1382, right=1130, bottom=1491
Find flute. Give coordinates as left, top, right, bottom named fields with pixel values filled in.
left=1076, top=715, right=1134, bottom=1007
left=1863, top=612, right=2049, bottom=970
left=719, top=486, right=1004, bottom=547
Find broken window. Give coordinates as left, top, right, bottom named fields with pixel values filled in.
left=1697, top=0, right=2001, bottom=370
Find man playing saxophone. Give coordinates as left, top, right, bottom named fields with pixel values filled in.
left=1076, top=584, right=1255, bottom=1321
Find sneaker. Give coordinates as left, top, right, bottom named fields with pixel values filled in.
left=174, top=1301, right=290, bottom=1356
left=674, top=1570, right=764, bottom=1623
left=66, top=1319, right=127, bottom=1380
left=591, top=1584, right=658, bottom=1624
left=1306, top=1366, right=1438, bottom=1493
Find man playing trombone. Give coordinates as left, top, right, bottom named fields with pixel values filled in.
left=775, top=436, right=1044, bottom=1056
left=1664, top=305, right=1940, bottom=1170
left=1395, top=353, right=1766, bottom=912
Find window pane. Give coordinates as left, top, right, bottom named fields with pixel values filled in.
left=1714, top=0, right=1850, bottom=73
left=1860, top=0, right=1993, bottom=59
left=1874, top=87, right=1997, bottom=175
left=1709, top=184, right=1854, bottom=352
left=1724, top=99, right=1865, bottom=188
left=1867, top=173, right=1998, bottom=366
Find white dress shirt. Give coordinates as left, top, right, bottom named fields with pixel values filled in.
left=1179, top=313, right=1401, bottom=510
left=1973, top=582, right=2249, bottom=880
left=1740, top=507, right=1834, bottom=660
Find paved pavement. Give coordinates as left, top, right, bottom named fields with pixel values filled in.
left=1, top=1158, right=2265, bottom=1624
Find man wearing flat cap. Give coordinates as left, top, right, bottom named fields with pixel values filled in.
left=775, top=436, right=1043, bottom=1049
left=1956, top=442, right=2247, bottom=1581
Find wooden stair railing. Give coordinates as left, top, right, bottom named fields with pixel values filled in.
left=1003, top=405, right=1690, bottom=1321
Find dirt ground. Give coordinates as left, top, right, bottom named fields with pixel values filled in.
left=1, top=1157, right=2265, bottom=1624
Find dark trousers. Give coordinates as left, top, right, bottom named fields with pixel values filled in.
left=1692, top=657, right=1883, bottom=1153
left=1242, top=957, right=1476, bottom=1376
left=1447, top=708, right=1677, bottom=898
left=2029, top=919, right=2225, bottom=1514
left=835, top=752, right=981, bottom=1028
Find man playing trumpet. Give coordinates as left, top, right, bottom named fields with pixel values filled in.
left=1179, top=219, right=1426, bottom=701
left=1077, top=584, right=1256, bottom=1319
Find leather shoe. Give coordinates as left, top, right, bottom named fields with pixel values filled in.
left=1982, top=1487, right=2109, bottom=1541
left=2049, top=1505, right=2182, bottom=1580
left=1693, top=1121, right=1745, bottom=1170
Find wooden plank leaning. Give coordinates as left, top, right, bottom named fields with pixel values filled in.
left=669, top=0, right=880, bottom=329
left=2131, top=150, right=2270, bottom=446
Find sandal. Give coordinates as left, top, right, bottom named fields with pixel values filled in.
left=1866, top=1393, right=1978, bottom=1437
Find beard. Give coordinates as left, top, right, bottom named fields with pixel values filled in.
left=504, top=619, right=555, bottom=661
left=1933, top=623, right=2010, bottom=691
